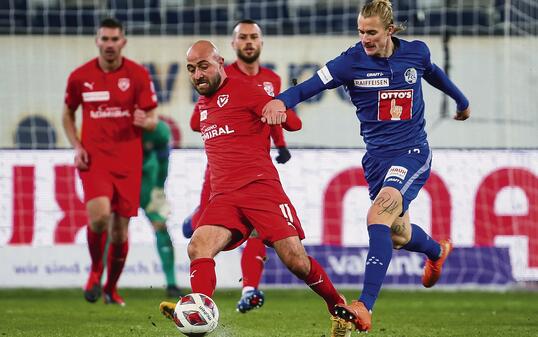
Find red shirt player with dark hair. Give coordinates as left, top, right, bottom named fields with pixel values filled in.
left=62, top=17, right=158, bottom=306
left=160, top=40, right=353, bottom=337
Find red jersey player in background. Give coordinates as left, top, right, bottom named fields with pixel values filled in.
left=62, top=17, right=158, bottom=306
left=160, top=40, right=353, bottom=337
left=182, top=19, right=294, bottom=313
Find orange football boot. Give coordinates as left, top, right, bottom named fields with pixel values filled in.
left=334, top=300, right=372, bottom=332
left=422, top=239, right=453, bottom=288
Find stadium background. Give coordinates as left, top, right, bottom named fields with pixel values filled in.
left=0, top=0, right=537, bottom=292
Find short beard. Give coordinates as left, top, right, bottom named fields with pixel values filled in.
left=194, top=72, right=222, bottom=96
left=236, top=49, right=260, bottom=64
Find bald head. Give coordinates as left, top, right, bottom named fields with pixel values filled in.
left=186, top=40, right=226, bottom=96
left=187, top=40, right=221, bottom=61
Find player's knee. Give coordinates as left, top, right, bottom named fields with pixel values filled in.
left=187, top=237, right=216, bottom=260
left=89, top=214, right=110, bottom=232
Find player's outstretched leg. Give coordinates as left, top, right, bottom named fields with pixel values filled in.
left=422, top=239, right=453, bottom=288
left=335, top=224, right=392, bottom=332
left=237, top=237, right=266, bottom=313
left=273, top=237, right=352, bottom=336
left=84, top=227, right=107, bottom=303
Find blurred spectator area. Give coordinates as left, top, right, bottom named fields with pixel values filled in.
left=0, top=0, right=535, bottom=35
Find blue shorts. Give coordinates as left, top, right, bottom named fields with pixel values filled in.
left=362, top=142, right=432, bottom=215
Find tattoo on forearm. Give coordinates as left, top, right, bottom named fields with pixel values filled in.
left=374, top=192, right=399, bottom=216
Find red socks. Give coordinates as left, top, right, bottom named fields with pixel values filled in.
left=103, top=240, right=129, bottom=293
left=86, top=227, right=107, bottom=277
left=303, top=256, right=343, bottom=315
left=190, top=258, right=216, bottom=297
left=241, top=238, right=266, bottom=288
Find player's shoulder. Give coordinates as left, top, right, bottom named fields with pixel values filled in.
left=333, top=42, right=365, bottom=65
left=259, top=66, right=280, bottom=80
left=69, top=58, right=98, bottom=78
left=226, top=77, right=267, bottom=97
left=226, top=76, right=257, bottom=91
left=123, top=57, right=149, bottom=73
left=400, top=38, right=430, bottom=54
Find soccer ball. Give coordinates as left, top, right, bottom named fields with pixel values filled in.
left=173, top=293, right=219, bottom=336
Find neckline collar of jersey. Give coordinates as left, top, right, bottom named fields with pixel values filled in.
left=95, top=56, right=125, bottom=74
left=231, top=61, right=261, bottom=77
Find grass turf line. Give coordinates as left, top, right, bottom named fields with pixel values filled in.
left=0, top=289, right=537, bottom=337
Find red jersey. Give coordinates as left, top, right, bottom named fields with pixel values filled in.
left=64, top=57, right=158, bottom=173
left=198, top=77, right=282, bottom=194
left=192, top=62, right=287, bottom=147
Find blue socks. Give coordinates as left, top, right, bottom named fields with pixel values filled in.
left=402, top=224, right=441, bottom=260
left=359, top=224, right=393, bottom=311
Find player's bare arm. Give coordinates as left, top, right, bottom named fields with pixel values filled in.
left=133, top=108, right=158, bottom=131
left=454, top=106, right=471, bottom=121
left=62, top=103, right=89, bottom=170
left=261, top=99, right=287, bottom=125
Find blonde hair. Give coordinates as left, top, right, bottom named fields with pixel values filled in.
left=360, top=0, right=406, bottom=34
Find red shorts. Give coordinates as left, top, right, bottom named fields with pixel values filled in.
left=197, top=179, right=305, bottom=250
left=79, top=167, right=141, bottom=218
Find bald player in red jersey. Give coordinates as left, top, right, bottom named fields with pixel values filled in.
left=183, top=19, right=295, bottom=313
left=160, top=40, right=353, bottom=337
left=63, top=17, right=158, bottom=306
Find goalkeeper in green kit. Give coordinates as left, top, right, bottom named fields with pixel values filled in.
left=141, top=119, right=183, bottom=298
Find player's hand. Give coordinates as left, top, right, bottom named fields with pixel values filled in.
left=133, top=108, right=149, bottom=128
left=146, top=187, right=171, bottom=218
left=262, top=99, right=287, bottom=125
left=454, top=106, right=471, bottom=121
left=275, top=146, right=291, bottom=164
left=74, top=145, right=89, bottom=170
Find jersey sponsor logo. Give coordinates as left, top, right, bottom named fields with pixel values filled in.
left=82, top=91, right=110, bottom=102
left=385, top=165, right=408, bottom=181
left=118, top=78, right=130, bottom=91
left=404, top=68, right=417, bottom=84
left=367, top=72, right=384, bottom=77
left=201, top=124, right=235, bottom=141
left=378, top=89, right=413, bottom=121
left=317, top=65, right=333, bottom=85
left=217, top=94, right=229, bottom=107
left=200, top=109, right=208, bottom=121
left=263, top=81, right=275, bottom=97
left=89, top=105, right=130, bottom=119
left=354, top=78, right=390, bottom=88
left=83, top=82, right=94, bottom=90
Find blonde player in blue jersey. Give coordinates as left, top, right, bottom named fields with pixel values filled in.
left=262, top=0, right=470, bottom=332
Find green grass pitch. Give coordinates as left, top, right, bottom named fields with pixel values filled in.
left=0, top=288, right=537, bottom=336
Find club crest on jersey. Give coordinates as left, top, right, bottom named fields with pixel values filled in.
left=404, top=68, right=417, bottom=84
left=263, top=81, right=275, bottom=97
left=200, top=109, right=208, bottom=121
left=217, top=94, right=229, bottom=107
left=118, top=78, right=130, bottom=91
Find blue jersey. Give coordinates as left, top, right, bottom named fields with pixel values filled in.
left=278, top=37, right=469, bottom=157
